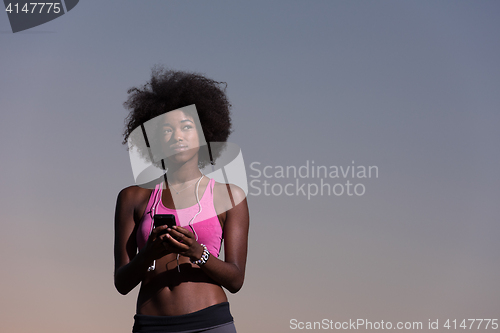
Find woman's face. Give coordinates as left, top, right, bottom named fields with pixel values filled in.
left=160, top=110, right=200, bottom=166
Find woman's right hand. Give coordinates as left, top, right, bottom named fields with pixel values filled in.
left=142, top=225, right=173, bottom=261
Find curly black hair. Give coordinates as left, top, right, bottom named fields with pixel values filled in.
left=123, top=67, right=232, bottom=168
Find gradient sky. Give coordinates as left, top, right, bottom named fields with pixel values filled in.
left=1, top=1, right=499, bottom=332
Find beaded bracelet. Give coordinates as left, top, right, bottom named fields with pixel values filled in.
left=191, top=244, right=210, bottom=265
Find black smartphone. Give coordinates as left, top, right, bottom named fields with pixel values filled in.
left=153, top=214, right=176, bottom=235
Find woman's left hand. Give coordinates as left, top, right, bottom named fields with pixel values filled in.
left=164, top=226, right=204, bottom=262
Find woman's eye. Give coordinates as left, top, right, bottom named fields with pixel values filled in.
left=183, top=125, right=193, bottom=130
left=164, top=128, right=173, bottom=134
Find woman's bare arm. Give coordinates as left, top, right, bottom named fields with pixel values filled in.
left=113, top=186, right=170, bottom=295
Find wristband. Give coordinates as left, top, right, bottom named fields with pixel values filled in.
left=191, top=244, right=210, bottom=265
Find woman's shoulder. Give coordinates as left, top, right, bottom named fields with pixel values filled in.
left=212, top=180, right=246, bottom=209
left=117, top=185, right=154, bottom=206
left=116, top=185, right=155, bottom=223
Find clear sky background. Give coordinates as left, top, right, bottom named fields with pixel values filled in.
left=1, top=1, right=499, bottom=332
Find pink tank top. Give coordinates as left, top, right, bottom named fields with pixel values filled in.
left=136, top=178, right=223, bottom=257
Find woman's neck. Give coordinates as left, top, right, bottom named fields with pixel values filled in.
left=165, top=162, right=202, bottom=185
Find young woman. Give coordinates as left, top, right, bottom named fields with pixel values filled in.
left=114, top=68, right=249, bottom=333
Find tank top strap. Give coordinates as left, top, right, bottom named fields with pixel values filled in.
left=148, top=183, right=163, bottom=219
left=203, top=178, right=215, bottom=203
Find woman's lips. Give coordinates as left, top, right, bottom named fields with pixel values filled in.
left=170, top=145, right=188, bottom=152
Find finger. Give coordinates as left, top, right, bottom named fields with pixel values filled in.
left=157, top=233, right=169, bottom=243
left=169, top=227, right=194, bottom=240
left=172, top=226, right=193, bottom=237
left=164, top=233, right=190, bottom=250
left=150, top=230, right=167, bottom=243
left=151, top=225, right=168, bottom=237
left=167, top=228, right=190, bottom=245
left=167, top=228, right=184, bottom=238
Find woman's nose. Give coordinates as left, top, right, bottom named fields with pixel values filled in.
left=172, top=128, right=183, bottom=141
